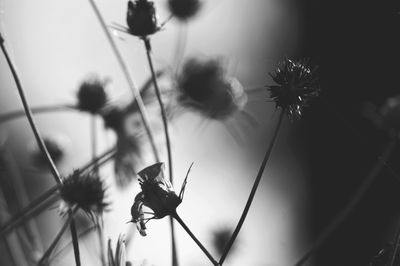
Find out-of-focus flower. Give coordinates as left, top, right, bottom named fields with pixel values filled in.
left=107, top=234, right=126, bottom=266
left=363, top=95, right=400, bottom=137
left=176, top=57, right=247, bottom=120
left=380, top=95, right=400, bottom=131
left=168, top=0, right=202, bottom=21
left=130, top=162, right=191, bottom=236
left=77, top=75, right=109, bottom=114
left=268, top=58, right=320, bottom=119
left=30, top=135, right=67, bottom=168
left=101, top=106, right=143, bottom=187
left=126, top=0, right=158, bottom=37
left=59, top=170, right=108, bottom=217
left=211, top=227, right=237, bottom=257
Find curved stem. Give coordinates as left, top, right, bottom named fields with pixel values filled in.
left=0, top=104, right=77, bottom=124
left=144, top=37, right=177, bottom=266
left=87, top=0, right=159, bottom=162
left=219, top=109, right=285, bottom=265
left=293, top=140, right=397, bottom=266
left=0, top=35, right=62, bottom=185
left=172, top=212, right=219, bottom=266
left=91, top=116, right=99, bottom=175
left=0, top=147, right=116, bottom=237
left=389, top=217, right=400, bottom=266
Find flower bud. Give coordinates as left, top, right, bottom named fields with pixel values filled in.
left=126, top=0, right=158, bottom=37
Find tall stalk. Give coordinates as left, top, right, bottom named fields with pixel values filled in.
left=219, top=109, right=285, bottom=265
left=87, top=0, right=159, bottom=162
left=293, top=140, right=397, bottom=266
left=0, top=33, right=62, bottom=185
left=143, top=37, right=177, bottom=266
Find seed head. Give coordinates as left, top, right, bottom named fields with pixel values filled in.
left=268, top=58, right=320, bottom=119
left=168, top=0, right=202, bottom=21
left=77, top=75, right=108, bottom=114
left=126, top=0, right=158, bottom=37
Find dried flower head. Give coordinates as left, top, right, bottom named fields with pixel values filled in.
left=176, top=58, right=247, bottom=119
left=30, top=135, right=66, bottom=168
left=59, top=170, right=108, bottom=216
left=77, top=75, right=109, bottom=114
left=126, top=0, right=158, bottom=37
left=102, top=106, right=125, bottom=133
left=130, top=162, right=191, bottom=236
left=168, top=0, right=202, bottom=21
left=107, top=235, right=126, bottom=266
left=268, top=58, right=320, bottom=119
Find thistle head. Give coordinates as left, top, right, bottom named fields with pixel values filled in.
left=168, top=0, right=202, bottom=21
left=177, top=57, right=247, bottom=119
left=126, top=0, right=158, bottom=37
left=102, top=106, right=125, bottom=133
left=130, top=162, right=192, bottom=236
left=268, top=58, right=320, bottom=119
left=59, top=170, right=108, bottom=216
left=77, top=75, right=109, bottom=114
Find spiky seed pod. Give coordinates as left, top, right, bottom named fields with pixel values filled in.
left=268, top=58, right=320, bottom=119
left=126, top=0, right=158, bottom=37
left=168, top=0, right=202, bottom=21
left=130, top=162, right=190, bottom=236
left=102, top=106, right=125, bottom=132
left=177, top=57, right=247, bottom=119
left=59, top=170, right=108, bottom=216
left=77, top=75, right=108, bottom=114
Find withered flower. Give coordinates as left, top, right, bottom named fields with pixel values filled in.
left=168, top=0, right=202, bottom=21
left=77, top=75, right=109, bottom=114
left=130, top=162, right=191, bottom=236
left=176, top=57, right=247, bottom=120
left=59, top=170, right=108, bottom=217
left=268, top=58, right=320, bottom=119
left=126, top=0, right=158, bottom=37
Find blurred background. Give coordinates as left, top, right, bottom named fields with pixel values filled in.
left=2, top=0, right=399, bottom=265
left=0, top=0, right=307, bottom=265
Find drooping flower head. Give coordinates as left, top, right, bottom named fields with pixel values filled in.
left=130, top=162, right=191, bottom=236
left=268, top=58, right=320, bottom=119
left=168, top=0, right=202, bottom=21
left=59, top=170, right=108, bottom=217
left=126, top=0, right=158, bottom=37
left=77, top=75, right=109, bottom=114
left=176, top=57, right=247, bottom=120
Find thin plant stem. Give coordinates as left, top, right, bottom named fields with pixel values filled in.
left=143, top=37, right=177, bottom=266
left=91, top=116, right=98, bottom=174
left=172, top=23, right=188, bottom=73
left=389, top=217, right=400, bottom=266
left=0, top=104, right=77, bottom=124
left=69, top=213, right=81, bottom=266
left=0, top=147, right=116, bottom=237
left=38, top=212, right=75, bottom=265
left=293, top=140, right=397, bottom=266
left=172, top=212, right=219, bottom=266
left=87, top=0, right=159, bottom=162
left=0, top=185, right=59, bottom=237
left=0, top=34, right=62, bottom=185
left=219, top=109, right=285, bottom=265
